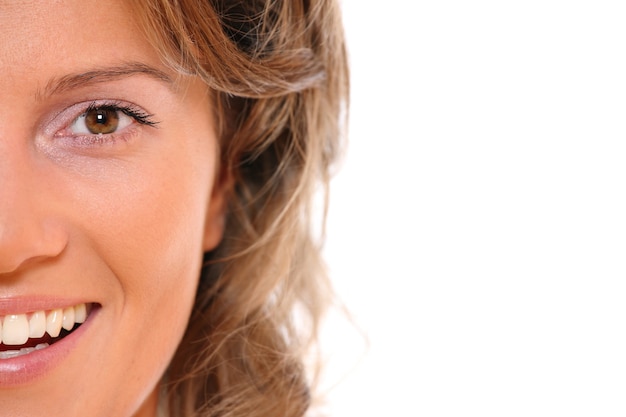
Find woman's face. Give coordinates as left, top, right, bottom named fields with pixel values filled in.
left=0, top=1, right=226, bottom=416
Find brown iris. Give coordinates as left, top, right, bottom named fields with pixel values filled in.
left=84, top=108, right=119, bottom=134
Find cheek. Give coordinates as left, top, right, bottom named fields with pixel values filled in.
left=91, top=158, right=210, bottom=307
left=100, top=167, right=209, bottom=288
left=69, top=123, right=217, bottom=288
left=70, top=136, right=216, bottom=330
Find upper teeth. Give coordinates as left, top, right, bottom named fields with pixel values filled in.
left=0, top=303, right=88, bottom=346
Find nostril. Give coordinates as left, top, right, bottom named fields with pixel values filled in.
left=0, top=221, right=68, bottom=274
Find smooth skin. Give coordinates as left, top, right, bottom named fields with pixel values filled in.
left=0, top=1, right=227, bottom=416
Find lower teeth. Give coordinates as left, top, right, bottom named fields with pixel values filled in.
left=0, top=343, right=49, bottom=359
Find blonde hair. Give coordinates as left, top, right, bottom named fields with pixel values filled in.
left=133, top=1, right=349, bottom=416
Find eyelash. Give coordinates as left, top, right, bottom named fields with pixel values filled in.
left=82, top=101, right=158, bottom=128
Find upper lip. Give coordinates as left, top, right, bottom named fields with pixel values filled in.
left=0, top=297, right=91, bottom=315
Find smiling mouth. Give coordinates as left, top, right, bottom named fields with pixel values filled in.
left=0, top=303, right=93, bottom=359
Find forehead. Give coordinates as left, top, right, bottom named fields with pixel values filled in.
left=0, top=1, right=162, bottom=92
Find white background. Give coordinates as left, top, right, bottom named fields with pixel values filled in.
left=321, top=1, right=626, bottom=416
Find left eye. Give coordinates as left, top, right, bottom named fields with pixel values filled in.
left=70, top=107, right=133, bottom=135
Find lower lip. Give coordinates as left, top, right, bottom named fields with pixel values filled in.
left=0, top=306, right=98, bottom=386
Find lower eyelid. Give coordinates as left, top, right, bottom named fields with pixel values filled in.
left=53, top=126, right=142, bottom=148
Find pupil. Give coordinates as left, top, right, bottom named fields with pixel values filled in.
left=85, top=108, right=119, bottom=134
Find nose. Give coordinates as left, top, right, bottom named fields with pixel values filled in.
left=0, top=148, right=68, bottom=274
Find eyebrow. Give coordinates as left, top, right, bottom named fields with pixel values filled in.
left=39, top=62, right=174, bottom=99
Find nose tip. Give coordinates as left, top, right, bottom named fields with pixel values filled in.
left=0, top=218, right=68, bottom=275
